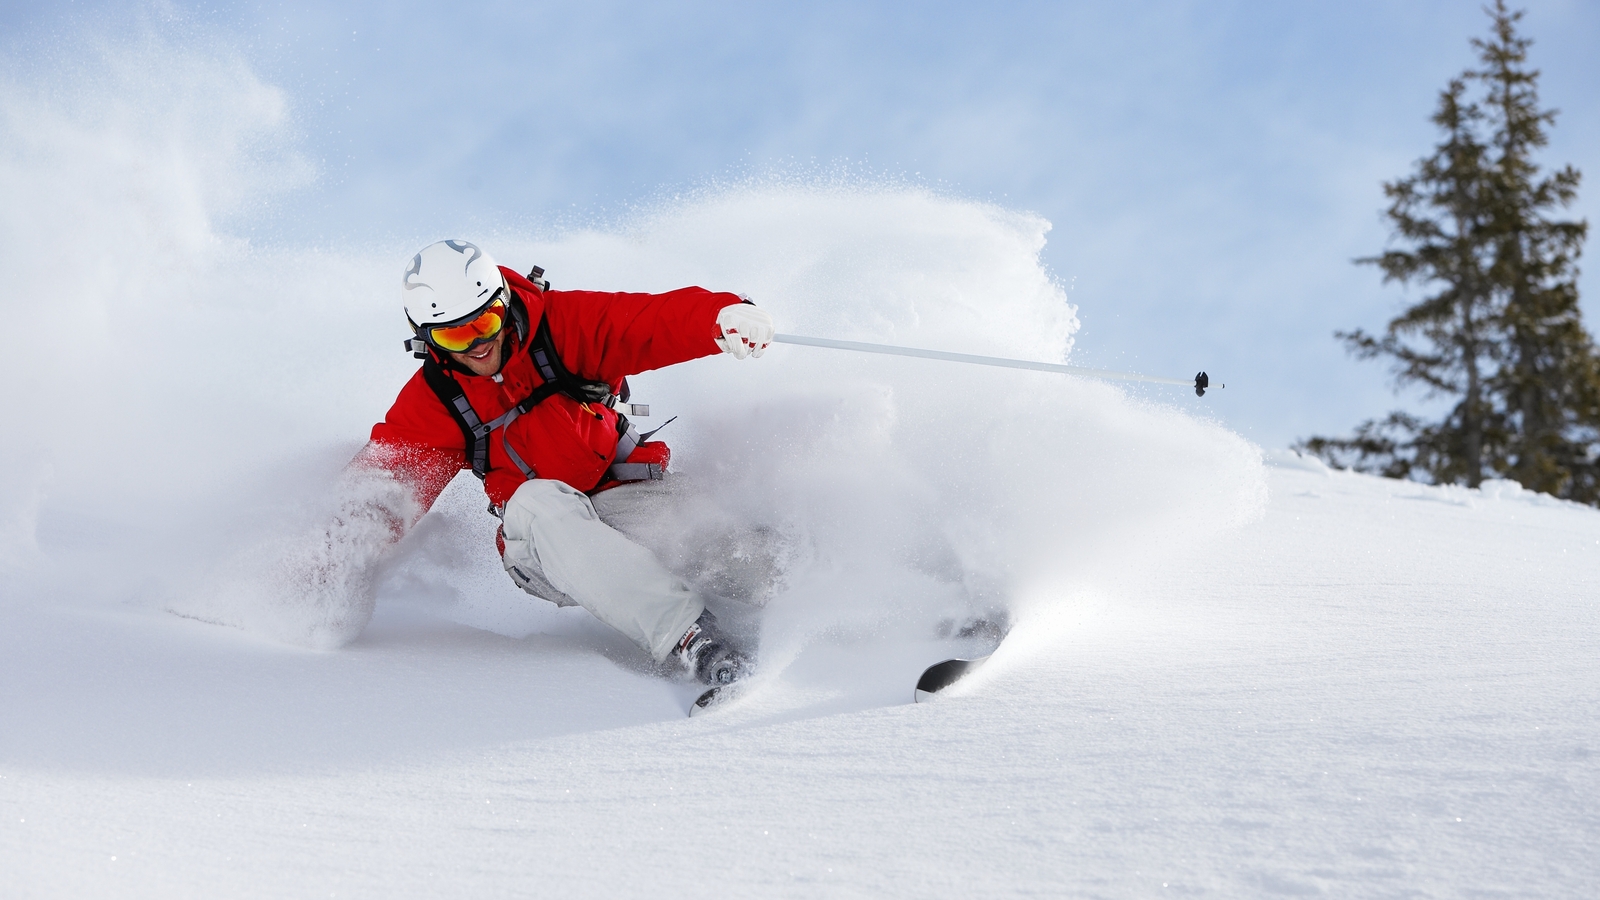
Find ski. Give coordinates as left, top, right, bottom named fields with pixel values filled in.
left=914, top=655, right=991, bottom=702
left=689, top=681, right=749, bottom=717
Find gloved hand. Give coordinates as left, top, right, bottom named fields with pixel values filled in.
left=714, top=302, right=775, bottom=359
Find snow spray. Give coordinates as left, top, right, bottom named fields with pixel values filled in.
left=0, top=31, right=1266, bottom=662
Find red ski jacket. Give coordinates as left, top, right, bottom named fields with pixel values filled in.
left=361, top=266, right=737, bottom=516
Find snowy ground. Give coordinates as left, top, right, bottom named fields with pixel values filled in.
left=4, top=455, right=1597, bottom=898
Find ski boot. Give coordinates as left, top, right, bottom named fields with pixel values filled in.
left=674, top=609, right=751, bottom=686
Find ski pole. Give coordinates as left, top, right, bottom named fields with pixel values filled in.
left=772, top=333, right=1221, bottom=396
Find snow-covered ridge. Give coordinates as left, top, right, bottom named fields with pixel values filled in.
left=1267, top=447, right=1592, bottom=511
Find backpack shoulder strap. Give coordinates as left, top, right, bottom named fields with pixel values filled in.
left=528, top=314, right=616, bottom=405
left=420, top=356, right=493, bottom=480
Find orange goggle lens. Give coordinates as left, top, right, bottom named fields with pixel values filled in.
left=425, top=297, right=507, bottom=353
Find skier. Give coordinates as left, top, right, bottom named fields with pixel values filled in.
left=352, top=239, right=773, bottom=687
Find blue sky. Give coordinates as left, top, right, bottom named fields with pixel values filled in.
left=6, top=0, right=1598, bottom=450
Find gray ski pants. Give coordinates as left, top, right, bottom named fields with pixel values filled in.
left=499, top=478, right=702, bottom=662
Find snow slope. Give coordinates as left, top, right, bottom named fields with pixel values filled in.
left=4, top=458, right=1597, bottom=898
left=4, top=34, right=1599, bottom=899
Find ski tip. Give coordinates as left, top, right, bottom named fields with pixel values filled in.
left=913, top=655, right=992, bottom=702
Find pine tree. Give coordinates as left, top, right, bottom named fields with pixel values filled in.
left=1474, top=1, right=1598, bottom=501
left=1301, top=77, right=1505, bottom=487
left=1301, top=2, right=1596, bottom=503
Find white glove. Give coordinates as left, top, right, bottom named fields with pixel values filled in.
left=714, top=303, right=775, bottom=359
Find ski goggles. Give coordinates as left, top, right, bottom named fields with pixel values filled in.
left=421, top=292, right=508, bottom=353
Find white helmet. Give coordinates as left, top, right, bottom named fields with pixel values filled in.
left=402, top=240, right=506, bottom=330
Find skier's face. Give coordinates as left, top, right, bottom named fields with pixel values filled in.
left=449, top=328, right=506, bottom=376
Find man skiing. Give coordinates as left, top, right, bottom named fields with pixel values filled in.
left=354, top=239, right=773, bottom=687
